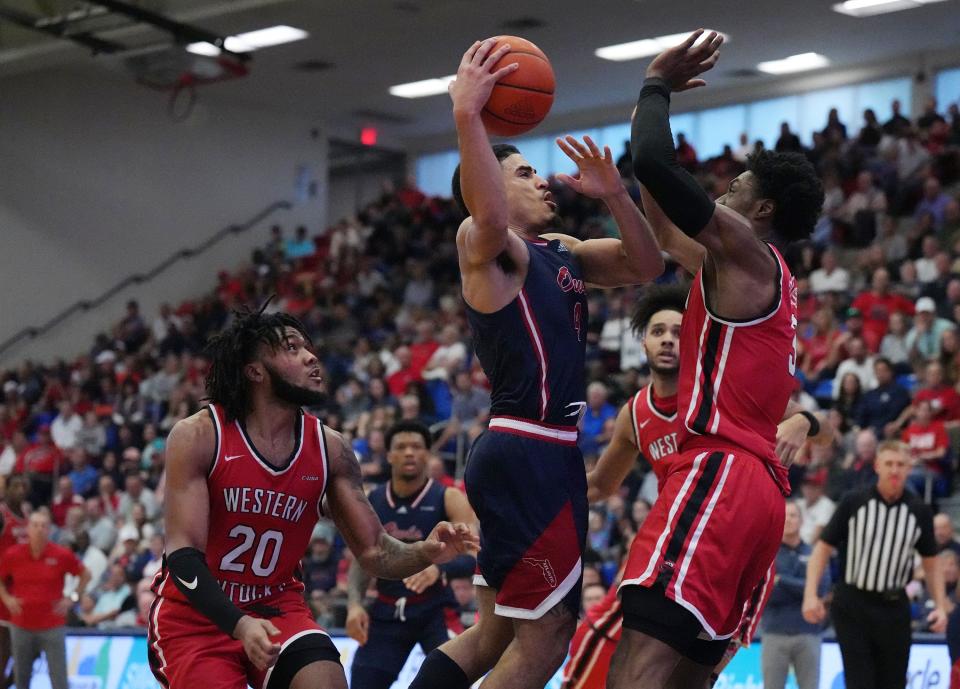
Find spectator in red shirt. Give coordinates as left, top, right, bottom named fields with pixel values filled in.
left=835, top=307, right=880, bottom=357
left=386, top=346, right=420, bottom=398
left=801, top=308, right=843, bottom=381
left=0, top=510, right=90, bottom=689
left=851, top=268, right=915, bottom=350
left=675, top=132, right=698, bottom=172
left=903, top=400, right=951, bottom=498
left=397, top=177, right=427, bottom=210
left=913, top=361, right=960, bottom=423
left=50, top=477, right=83, bottom=528
left=15, top=425, right=63, bottom=506
left=408, top=320, right=440, bottom=379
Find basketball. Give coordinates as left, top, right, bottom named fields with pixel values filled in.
left=480, top=35, right=555, bottom=138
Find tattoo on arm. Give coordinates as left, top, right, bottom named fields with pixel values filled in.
left=370, top=532, right=430, bottom=580
left=331, top=432, right=430, bottom=580
left=347, top=558, right=372, bottom=607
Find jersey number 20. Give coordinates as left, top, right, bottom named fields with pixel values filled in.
left=220, top=524, right=283, bottom=577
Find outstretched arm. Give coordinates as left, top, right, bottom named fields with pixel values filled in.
left=587, top=402, right=640, bottom=502
left=547, top=135, right=663, bottom=286
left=639, top=186, right=706, bottom=275
left=450, top=38, right=521, bottom=265
left=325, top=429, right=478, bottom=579
left=630, top=32, right=776, bottom=284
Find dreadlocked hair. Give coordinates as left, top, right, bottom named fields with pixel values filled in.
left=630, top=284, right=688, bottom=337
left=203, top=305, right=313, bottom=422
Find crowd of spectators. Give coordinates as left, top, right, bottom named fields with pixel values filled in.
left=0, top=94, right=959, bottom=636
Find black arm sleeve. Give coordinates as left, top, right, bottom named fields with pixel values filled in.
left=631, top=78, right=716, bottom=237
left=438, top=554, right=476, bottom=580
left=166, top=547, right=244, bottom=636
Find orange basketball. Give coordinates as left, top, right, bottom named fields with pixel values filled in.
left=480, top=36, right=555, bottom=138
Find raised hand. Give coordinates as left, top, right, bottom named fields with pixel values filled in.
left=646, top=29, right=723, bottom=92
left=555, top=135, right=622, bottom=200
left=450, top=38, right=520, bottom=118
left=420, top=522, right=479, bottom=565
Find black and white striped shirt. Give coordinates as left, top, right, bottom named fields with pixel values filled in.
left=821, top=486, right=936, bottom=592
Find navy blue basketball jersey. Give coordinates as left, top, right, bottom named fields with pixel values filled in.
left=367, top=478, right=455, bottom=612
left=466, top=237, right=588, bottom=426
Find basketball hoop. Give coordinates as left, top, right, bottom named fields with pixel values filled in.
left=124, top=47, right=249, bottom=121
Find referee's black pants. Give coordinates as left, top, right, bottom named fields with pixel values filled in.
left=831, top=583, right=912, bottom=689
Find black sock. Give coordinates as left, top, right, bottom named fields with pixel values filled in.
left=409, top=649, right=471, bottom=689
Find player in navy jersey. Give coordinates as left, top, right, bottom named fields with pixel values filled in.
left=408, top=39, right=664, bottom=689
left=151, top=308, right=478, bottom=689
left=346, top=420, right=477, bottom=689
left=609, top=32, right=826, bottom=688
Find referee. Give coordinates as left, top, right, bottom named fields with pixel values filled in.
left=802, top=440, right=951, bottom=689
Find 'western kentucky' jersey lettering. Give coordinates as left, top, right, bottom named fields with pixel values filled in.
left=159, top=404, right=329, bottom=607
left=630, top=386, right=680, bottom=485
left=467, top=238, right=588, bottom=425
left=678, top=245, right=796, bottom=494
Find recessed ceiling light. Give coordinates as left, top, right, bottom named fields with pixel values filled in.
left=595, top=30, right=728, bottom=62
left=757, top=52, right=830, bottom=75
left=187, top=25, right=308, bottom=56
left=832, top=0, right=947, bottom=17
left=389, top=75, right=456, bottom=99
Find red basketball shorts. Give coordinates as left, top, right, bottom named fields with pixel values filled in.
left=619, top=447, right=784, bottom=639
left=561, top=602, right=622, bottom=689
left=147, top=587, right=332, bottom=689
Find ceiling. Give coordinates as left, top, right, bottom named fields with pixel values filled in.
left=1, top=0, right=959, bottom=144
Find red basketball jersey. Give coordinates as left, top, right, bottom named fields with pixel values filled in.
left=160, top=404, right=329, bottom=607
left=678, top=245, right=797, bottom=494
left=629, top=385, right=679, bottom=485
left=0, top=503, right=28, bottom=554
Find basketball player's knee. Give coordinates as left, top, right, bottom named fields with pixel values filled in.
left=521, top=608, right=575, bottom=667
left=473, top=617, right=513, bottom=666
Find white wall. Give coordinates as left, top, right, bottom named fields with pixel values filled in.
left=0, top=65, right=328, bottom=367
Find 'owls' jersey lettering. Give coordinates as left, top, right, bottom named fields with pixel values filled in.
left=467, top=238, right=588, bottom=425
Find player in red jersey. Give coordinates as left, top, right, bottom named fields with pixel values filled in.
left=0, top=475, right=30, bottom=685
left=609, top=30, right=826, bottom=688
left=565, top=286, right=823, bottom=689
left=148, top=309, right=477, bottom=689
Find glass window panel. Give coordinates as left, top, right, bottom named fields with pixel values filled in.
left=747, top=96, right=800, bottom=151
left=697, top=105, right=746, bottom=159
left=798, top=87, right=856, bottom=144
left=936, top=67, right=960, bottom=113
left=415, top=150, right=459, bottom=198
left=855, top=77, right=912, bottom=121
left=509, top=135, right=553, bottom=178
left=669, top=113, right=698, bottom=152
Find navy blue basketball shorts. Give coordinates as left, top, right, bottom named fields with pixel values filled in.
left=464, top=416, right=588, bottom=620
